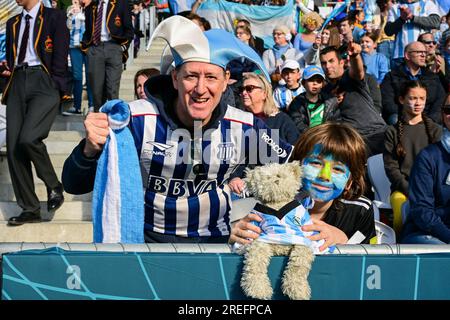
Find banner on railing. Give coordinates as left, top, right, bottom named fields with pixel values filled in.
left=196, top=0, right=295, bottom=48
left=2, top=248, right=450, bottom=300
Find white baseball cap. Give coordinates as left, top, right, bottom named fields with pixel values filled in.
left=281, top=59, right=300, bottom=72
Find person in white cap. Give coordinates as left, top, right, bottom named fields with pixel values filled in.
left=62, top=16, right=293, bottom=243
left=273, top=59, right=304, bottom=111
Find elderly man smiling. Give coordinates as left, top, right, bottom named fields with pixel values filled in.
left=62, top=16, right=293, bottom=243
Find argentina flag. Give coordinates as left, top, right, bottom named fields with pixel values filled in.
left=197, top=0, right=295, bottom=48
left=435, top=0, right=450, bottom=15
left=168, top=0, right=196, bottom=14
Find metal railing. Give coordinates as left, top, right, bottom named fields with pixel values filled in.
left=1, top=242, right=450, bottom=255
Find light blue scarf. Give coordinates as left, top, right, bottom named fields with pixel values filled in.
left=92, top=99, right=144, bottom=243
left=442, top=127, right=450, bottom=154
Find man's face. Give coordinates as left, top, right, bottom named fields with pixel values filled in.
left=420, top=34, right=437, bottom=55
left=338, top=20, right=352, bottom=36
left=172, top=62, right=229, bottom=126
left=405, top=42, right=427, bottom=68
left=281, top=68, right=301, bottom=88
left=320, top=51, right=345, bottom=80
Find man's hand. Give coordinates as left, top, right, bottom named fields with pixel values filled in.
left=314, top=32, right=322, bottom=47
left=229, top=213, right=262, bottom=245
left=83, top=112, right=109, bottom=158
left=347, top=41, right=362, bottom=57
left=302, top=219, right=349, bottom=252
left=399, top=5, right=413, bottom=21
left=0, top=61, right=11, bottom=77
left=228, top=177, right=245, bottom=195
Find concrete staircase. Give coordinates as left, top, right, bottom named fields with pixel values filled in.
left=0, top=39, right=166, bottom=242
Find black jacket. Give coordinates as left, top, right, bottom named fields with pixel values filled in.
left=380, top=64, right=446, bottom=124
left=81, top=0, right=133, bottom=63
left=2, top=4, right=69, bottom=104
left=287, top=93, right=340, bottom=134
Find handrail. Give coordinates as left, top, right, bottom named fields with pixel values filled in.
left=1, top=243, right=450, bottom=255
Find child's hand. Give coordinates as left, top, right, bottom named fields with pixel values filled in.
left=302, top=219, right=349, bottom=251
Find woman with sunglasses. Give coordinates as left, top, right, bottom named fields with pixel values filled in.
left=401, top=94, right=450, bottom=244
left=227, top=72, right=299, bottom=196
left=240, top=73, right=299, bottom=145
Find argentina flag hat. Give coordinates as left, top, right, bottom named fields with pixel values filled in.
left=148, top=15, right=270, bottom=80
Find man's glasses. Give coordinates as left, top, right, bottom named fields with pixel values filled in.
left=443, top=105, right=450, bottom=115
left=238, top=85, right=262, bottom=94
left=421, top=40, right=437, bottom=45
left=407, top=50, right=427, bottom=56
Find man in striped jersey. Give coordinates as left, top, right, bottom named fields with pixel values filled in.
left=385, top=0, right=440, bottom=68
left=62, top=16, right=293, bottom=243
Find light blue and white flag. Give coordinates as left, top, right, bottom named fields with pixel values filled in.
left=92, top=100, right=144, bottom=244
left=320, top=0, right=350, bottom=32
left=197, top=0, right=294, bottom=48
left=168, top=0, right=196, bottom=14
left=435, top=0, right=450, bottom=15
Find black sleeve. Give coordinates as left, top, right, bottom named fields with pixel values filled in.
left=383, top=127, right=409, bottom=195
left=121, top=0, right=134, bottom=45
left=51, top=9, right=70, bottom=93
left=366, top=74, right=382, bottom=114
left=380, top=72, right=399, bottom=120
left=426, top=77, right=446, bottom=124
left=384, top=18, right=405, bottom=36
left=62, top=139, right=99, bottom=195
left=280, top=113, right=300, bottom=145
left=356, top=205, right=376, bottom=244
left=287, top=97, right=309, bottom=134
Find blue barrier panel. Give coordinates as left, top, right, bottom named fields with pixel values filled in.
left=2, top=248, right=450, bottom=300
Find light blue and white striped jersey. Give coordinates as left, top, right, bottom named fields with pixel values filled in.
left=68, top=11, right=86, bottom=48
left=273, top=85, right=304, bottom=110
left=128, top=98, right=293, bottom=238
left=388, top=1, right=439, bottom=59
left=251, top=198, right=333, bottom=254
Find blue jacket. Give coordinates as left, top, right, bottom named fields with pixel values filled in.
left=402, top=142, right=450, bottom=243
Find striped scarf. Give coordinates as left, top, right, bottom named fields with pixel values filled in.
left=92, top=99, right=144, bottom=243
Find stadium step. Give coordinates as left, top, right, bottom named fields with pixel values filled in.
left=0, top=221, right=93, bottom=243
left=0, top=41, right=165, bottom=243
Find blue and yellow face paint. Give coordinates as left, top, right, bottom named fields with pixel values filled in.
left=302, top=144, right=350, bottom=202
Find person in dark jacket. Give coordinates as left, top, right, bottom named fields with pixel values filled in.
left=0, top=0, right=69, bottom=225
left=288, top=65, right=339, bottom=134
left=380, top=41, right=446, bottom=125
left=401, top=94, right=450, bottom=244
left=81, top=0, right=133, bottom=112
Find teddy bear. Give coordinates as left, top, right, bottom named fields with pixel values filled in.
left=237, top=161, right=329, bottom=300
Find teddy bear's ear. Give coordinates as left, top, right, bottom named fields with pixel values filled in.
left=289, top=161, right=303, bottom=180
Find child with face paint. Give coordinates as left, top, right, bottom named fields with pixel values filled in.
left=383, top=80, right=442, bottom=233
left=361, top=32, right=390, bottom=84
left=229, top=123, right=376, bottom=250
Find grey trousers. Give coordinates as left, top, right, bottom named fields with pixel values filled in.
left=86, top=42, right=123, bottom=112
left=6, top=67, right=60, bottom=214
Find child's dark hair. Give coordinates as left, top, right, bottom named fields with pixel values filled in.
left=395, top=80, right=437, bottom=159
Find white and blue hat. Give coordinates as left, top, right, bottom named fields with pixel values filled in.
left=148, top=15, right=270, bottom=80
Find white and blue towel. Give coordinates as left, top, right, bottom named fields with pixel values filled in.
left=92, top=99, right=144, bottom=243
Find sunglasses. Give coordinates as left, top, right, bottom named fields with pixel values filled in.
left=421, top=40, right=437, bottom=45
left=238, top=85, right=262, bottom=94
left=443, top=105, right=450, bottom=115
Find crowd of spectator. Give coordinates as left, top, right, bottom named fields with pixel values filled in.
left=0, top=0, right=449, bottom=246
